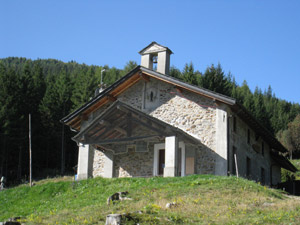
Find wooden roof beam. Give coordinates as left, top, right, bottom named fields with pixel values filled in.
left=84, top=135, right=159, bottom=145
left=81, top=113, right=89, bottom=121
left=175, top=86, right=183, bottom=93
left=106, top=95, right=117, bottom=102
left=114, top=127, right=128, bottom=136
left=139, top=72, right=150, bottom=82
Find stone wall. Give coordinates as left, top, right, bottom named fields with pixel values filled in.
left=117, top=78, right=217, bottom=150
left=92, top=149, right=106, bottom=178
left=118, top=80, right=144, bottom=110
left=114, top=147, right=154, bottom=177
left=195, top=145, right=216, bottom=174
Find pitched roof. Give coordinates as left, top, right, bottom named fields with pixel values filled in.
left=138, top=41, right=173, bottom=55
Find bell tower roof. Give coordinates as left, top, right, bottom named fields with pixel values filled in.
left=139, top=42, right=173, bottom=55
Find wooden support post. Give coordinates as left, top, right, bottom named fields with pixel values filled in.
left=61, top=123, right=65, bottom=175
left=234, top=153, right=239, bottom=178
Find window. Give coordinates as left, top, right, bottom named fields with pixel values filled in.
left=247, top=129, right=250, bottom=144
left=150, top=91, right=154, bottom=102
left=246, top=157, right=251, bottom=178
left=232, top=146, right=237, bottom=175
left=261, top=168, right=265, bottom=184
left=261, top=142, right=264, bottom=156
left=233, top=116, right=237, bottom=132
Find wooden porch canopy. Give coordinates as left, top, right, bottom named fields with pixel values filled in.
left=72, top=100, right=199, bottom=151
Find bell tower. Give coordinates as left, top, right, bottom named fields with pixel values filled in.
left=139, top=42, right=173, bottom=75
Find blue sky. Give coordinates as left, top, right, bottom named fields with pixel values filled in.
left=1, top=1, right=299, bottom=103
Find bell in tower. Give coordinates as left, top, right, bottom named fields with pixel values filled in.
left=139, top=42, right=173, bottom=75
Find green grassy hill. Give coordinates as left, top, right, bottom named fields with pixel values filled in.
left=1, top=175, right=300, bottom=224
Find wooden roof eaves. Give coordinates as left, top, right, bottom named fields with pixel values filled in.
left=140, top=67, right=236, bottom=106
left=270, top=151, right=297, bottom=172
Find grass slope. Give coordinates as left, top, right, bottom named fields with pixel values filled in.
left=1, top=175, right=300, bottom=224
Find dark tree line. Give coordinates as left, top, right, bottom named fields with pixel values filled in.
left=0, top=57, right=137, bottom=185
left=0, top=57, right=299, bottom=185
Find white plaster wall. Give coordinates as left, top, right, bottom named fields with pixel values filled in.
left=164, top=136, right=178, bottom=177
left=77, top=144, right=94, bottom=180
left=157, top=51, right=170, bottom=75
left=141, top=54, right=152, bottom=69
left=215, top=104, right=228, bottom=175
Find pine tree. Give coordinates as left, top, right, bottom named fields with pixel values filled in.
left=71, top=67, right=97, bottom=109
left=182, top=62, right=198, bottom=85
left=253, top=87, right=272, bottom=132
left=200, top=63, right=232, bottom=96
left=120, top=61, right=138, bottom=76
left=169, top=66, right=182, bottom=80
